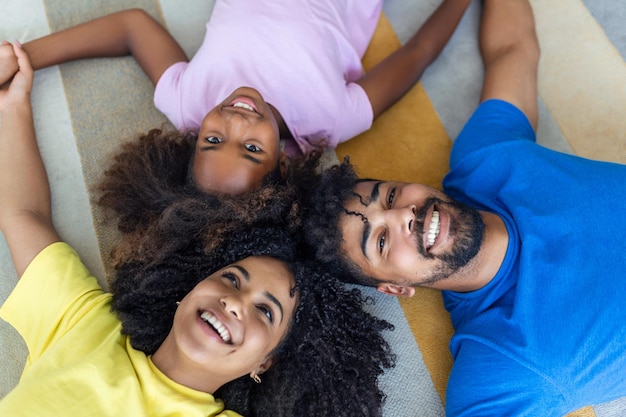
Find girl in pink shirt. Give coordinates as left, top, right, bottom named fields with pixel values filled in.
left=1, top=0, right=470, bottom=195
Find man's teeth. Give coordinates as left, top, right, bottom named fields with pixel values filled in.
left=232, top=102, right=255, bottom=112
left=427, top=210, right=440, bottom=248
left=200, top=311, right=231, bottom=343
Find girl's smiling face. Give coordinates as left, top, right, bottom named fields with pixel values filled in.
left=193, top=87, right=284, bottom=195
left=154, top=256, right=297, bottom=393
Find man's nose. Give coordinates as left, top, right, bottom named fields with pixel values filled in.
left=385, top=205, right=416, bottom=236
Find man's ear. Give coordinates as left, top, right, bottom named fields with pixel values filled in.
left=376, top=283, right=416, bottom=297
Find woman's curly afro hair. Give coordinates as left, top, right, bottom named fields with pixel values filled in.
left=98, top=130, right=396, bottom=416
left=110, top=225, right=395, bottom=417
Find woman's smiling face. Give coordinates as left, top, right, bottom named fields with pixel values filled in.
left=157, top=256, right=297, bottom=392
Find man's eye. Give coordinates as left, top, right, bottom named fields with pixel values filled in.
left=257, top=305, right=273, bottom=322
left=206, top=136, right=222, bottom=144
left=245, top=144, right=261, bottom=153
left=387, top=188, right=396, bottom=208
left=378, top=232, right=386, bottom=254
left=222, top=272, right=239, bottom=289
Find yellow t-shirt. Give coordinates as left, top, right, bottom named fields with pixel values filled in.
left=0, top=242, right=242, bottom=417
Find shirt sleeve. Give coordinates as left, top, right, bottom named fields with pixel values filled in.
left=154, top=62, right=188, bottom=131
left=219, top=411, right=244, bottom=417
left=450, top=99, right=536, bottom=169
left=292, top=81, right=374, bottom=155
left=0, top=242, right=107, bottom=361
left=329, top=81, right=374, bottom=148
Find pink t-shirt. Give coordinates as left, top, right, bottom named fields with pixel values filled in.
left=154, top=0, right=381, bottom=156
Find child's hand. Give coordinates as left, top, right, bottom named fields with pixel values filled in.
left=0, top=41, right=33, bottom=112
left=0, top=41, right=19, bottom=88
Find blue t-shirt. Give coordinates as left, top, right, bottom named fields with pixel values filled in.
left=442, top=100, right=626, bottom=416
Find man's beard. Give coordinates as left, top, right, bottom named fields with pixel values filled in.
left=415, top=198, right=485, bottom=285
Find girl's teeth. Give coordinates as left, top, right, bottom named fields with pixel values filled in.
left=200, top=311, right=231, bottom=342
left=427, top=210, right=440, bottom=248
left=232, top=102, right=255, bottom=112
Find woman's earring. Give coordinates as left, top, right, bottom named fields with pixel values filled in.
left=250, top=373, right=262, bottom=384
left=176, top=301, right=181, bottom=306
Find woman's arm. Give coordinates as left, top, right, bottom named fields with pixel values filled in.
left=0, top=41, right=19, bottom=87
left=18, top=9, right=187, bottom=85
left=356, top=0, right=471, bottom=118
left=0, top=42, right=60, bottom=277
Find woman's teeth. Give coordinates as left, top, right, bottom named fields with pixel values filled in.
left=427, top=210, right=440, bottom=248
left=200, top=311, right=231, bottom=343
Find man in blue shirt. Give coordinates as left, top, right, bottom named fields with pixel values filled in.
left=302, top=0, right=626, bottom=415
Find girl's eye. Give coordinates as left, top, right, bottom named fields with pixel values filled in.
left=378, top=231, right=386, bottom=254
left=245, top=144, right=261, bottom=153
left=206, top=136, right=222, bottom=144
left=257, top=305, right=274, bottom=323
left=387, top=188, right=396, bottom=208
left=222, top=272, right=239, bottom=289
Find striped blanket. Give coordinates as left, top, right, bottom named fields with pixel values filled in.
left=1, top=1, right=624, bottom=415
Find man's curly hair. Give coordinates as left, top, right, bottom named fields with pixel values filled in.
left=300, top=158, right=382, bottom=287
left=110, top=225, right=395, bottom=417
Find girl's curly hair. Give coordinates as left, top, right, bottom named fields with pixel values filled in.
left=95, top=128, right=319, bottom=268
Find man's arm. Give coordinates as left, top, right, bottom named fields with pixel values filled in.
left=478, top=0, right=540, bottom=130
left=356, top=0, right=472, bottom=119
left=0, top=42, right=60, bottom=277
left=12, top=9, right=187, bottom=85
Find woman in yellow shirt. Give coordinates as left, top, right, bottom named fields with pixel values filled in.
left=0, top=41, right=394, bottom=417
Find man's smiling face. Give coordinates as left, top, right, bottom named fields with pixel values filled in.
left=339, top=180, right=485, bottom=294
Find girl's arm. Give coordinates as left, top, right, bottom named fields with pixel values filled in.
left=356, top=0, right=471, bottom=118
left=0, top=42, right=60, bottom=277
left=22, top=9, right=187, bottom=85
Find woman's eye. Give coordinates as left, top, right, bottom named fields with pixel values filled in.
left=206, top=136, right=222, bottom=144
left=245, top=144, right=261, bottom=153
left=387, top=188, right=396, bottom=208
left=258, top=305, right=273, bottom=322
left=378, top=232, right=386, bottom=254
left=222, top=272, right=239, bottom=289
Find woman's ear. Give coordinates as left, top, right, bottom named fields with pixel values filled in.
left=254, top=356, right=275, bottom=376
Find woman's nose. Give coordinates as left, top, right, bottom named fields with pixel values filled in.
left=221, top=295, right=244, bottom=319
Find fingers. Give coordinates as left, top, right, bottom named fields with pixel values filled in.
left=7, top=41, right=34, bottom=94
left=0, top=42, right=18, bottom=90
left=12, top=41, right=33, bottom=77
